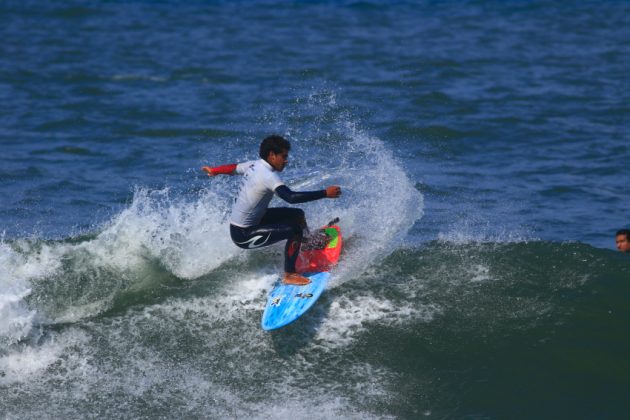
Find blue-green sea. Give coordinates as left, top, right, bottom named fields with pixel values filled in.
left=1, top=1, right=629, bottom=418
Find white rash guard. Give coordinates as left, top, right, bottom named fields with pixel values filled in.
left=229, top=159, right=285, bottom=228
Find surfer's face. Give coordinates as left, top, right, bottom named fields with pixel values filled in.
left=268, top=149, right=289, bottom=172
left=616, top=234, right=630, bottom=253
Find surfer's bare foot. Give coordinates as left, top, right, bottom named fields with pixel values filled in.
left=283, top=272, right=311, bottom=285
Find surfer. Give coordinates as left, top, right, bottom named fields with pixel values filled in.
left=615, top=229, right=630, bottom=253
left=202, top=135, right=342, bottom=285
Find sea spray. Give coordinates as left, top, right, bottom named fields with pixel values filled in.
left=266, top=91, right=425, bottom=285
left=0, top=186, right=240, bottom=343
left=101, top=186, right=235, bottom=280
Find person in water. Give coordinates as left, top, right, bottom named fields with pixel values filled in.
left=615, top=229, right=630, bottom=253
left=202, top=135, right=342, bottom=285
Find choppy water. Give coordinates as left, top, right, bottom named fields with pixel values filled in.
left=1, top=1, right=629, bottom=418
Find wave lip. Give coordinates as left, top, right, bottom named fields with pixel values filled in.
left=0, top=186, right=240, bottom=349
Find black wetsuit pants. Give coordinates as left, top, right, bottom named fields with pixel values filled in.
left=230, top=208, right=305, bottom=273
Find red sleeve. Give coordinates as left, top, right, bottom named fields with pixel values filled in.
left=209, top=163, right=237, bottom=175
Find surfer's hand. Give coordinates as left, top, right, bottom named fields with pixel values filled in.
left=325, top=186, right=341, bottom=198
left=201, top=166, right=216, bottom=177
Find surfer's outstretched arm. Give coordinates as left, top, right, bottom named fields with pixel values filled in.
left=202, top=161, right=256, bottom=177
left=201, top=163, right=237, bottom=176
left=275, top=185, right=341, bottom=204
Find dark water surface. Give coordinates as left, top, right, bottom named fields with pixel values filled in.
left=1, top=1, right=629, bottom=418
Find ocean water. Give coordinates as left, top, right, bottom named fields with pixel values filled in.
left=1, top=1, right=629, bottom=418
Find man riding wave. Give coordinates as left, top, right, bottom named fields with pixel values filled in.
left=202, top=135, right=342, bottom=285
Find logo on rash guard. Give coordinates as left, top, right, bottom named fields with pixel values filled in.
left=236, top=234, right=271, bottom=249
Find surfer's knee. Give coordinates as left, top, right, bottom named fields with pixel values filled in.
left=293, top=208, right=307, bottom=230
left=299, top=214, right=307, bottom=229
left=290, top=222, right=303, bottom=239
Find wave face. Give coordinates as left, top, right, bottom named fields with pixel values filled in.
left=2, top=238, right=629, bottom=418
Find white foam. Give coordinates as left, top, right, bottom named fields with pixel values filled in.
left=140, top=273, right=276, bottom=324
left=0, top=186, right=247, bottom=341
left=0, top=328, right=92, bottom=387
left=468, top=263, right=493, bottom=283
left=314, top=292, right=441, bottom=348
left=287, top=118, right=423, bottom=287
left=0, top=288, right=35, bottom=348
left=95, top=187, right=238, bottom=279
left=345, top=126, right=421, bottom=276
left=97, top=282, right=398, bottom=417
left=0, top=239, right=61, bottom=348
left=0, top=267, right=401, bottom=418
left=0, top=344, right=60, bottom=385
left=36, top=188, right=242, bottom=323
left=260, top=91, right=424, bottom=284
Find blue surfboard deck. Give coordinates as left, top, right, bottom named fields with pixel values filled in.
left=261, top=271, right=329, bottom=331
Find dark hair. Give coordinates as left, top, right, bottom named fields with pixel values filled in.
left=259, top=135, right=290, bottom=159
left=616, top=229, right=630, bottom=239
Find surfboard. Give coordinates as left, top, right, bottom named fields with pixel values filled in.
left=261, top=221, right=342, bottom=331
